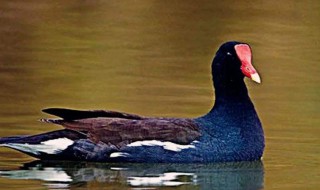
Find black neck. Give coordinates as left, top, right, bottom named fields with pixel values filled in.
left=210, top=54, right=251, bottom=105
left=203, top=79, right=253, bottom=118
left=213, top=77, right=250, bottom=104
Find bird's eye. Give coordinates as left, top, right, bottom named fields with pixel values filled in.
left=227, top=52, right=232, bottom=56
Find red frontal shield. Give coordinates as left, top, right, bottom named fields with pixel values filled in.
left=235, top=44, right=261, bottom=83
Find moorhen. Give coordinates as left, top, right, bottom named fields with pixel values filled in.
left=0, top=41, right=264, bottom=163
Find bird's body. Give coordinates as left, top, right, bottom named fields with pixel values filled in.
left=0, top=41, right=264, bottom=163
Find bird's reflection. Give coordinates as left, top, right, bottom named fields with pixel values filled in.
left=0, top=160, right=264, bottom=189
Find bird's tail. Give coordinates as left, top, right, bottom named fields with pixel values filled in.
left=0, top=135, right=27, bottom=144
left=0, top=129, right=86, bottom=158
left=0, top=135, right=40, bottom=157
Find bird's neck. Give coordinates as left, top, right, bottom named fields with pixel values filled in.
left=213, top=78, right=251, bottom=105
left=201, top=79, right=255, bottom=121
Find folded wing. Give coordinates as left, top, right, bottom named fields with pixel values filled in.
left=42, top=108, right=200, bottom=148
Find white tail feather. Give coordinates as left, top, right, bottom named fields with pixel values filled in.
left=3, top=138, right=74, bottom=155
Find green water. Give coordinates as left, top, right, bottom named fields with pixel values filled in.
left=0, top=1, right=319, bottom=189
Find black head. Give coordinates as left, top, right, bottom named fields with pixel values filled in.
left=211, top=41, right=261, bottom=100
left=212, top=41, right=260, bottom=84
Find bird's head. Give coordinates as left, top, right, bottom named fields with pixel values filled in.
left=212, top=41, right=261, bottom=84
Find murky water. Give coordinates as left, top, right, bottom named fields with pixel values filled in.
left=0, top=1, right=319, bottom=189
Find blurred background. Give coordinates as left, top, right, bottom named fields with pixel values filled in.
left=0, top=0, right=319, bottom=189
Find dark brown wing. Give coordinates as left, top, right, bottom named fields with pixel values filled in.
left=42, top=108, right=144, bottom=120
left=42, top=108, right=200, bottom=148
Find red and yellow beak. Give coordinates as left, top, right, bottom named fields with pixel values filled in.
left=234, top=44, right=261, bottom=83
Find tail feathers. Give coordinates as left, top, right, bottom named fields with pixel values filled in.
left=0, top=136, right=42, bottom=156
left=2, top=138, right=74, bottom=156
left=1, top=143, right=42, bottom=156
left=0, top=136, right=27, bottom=144
left=0, top=129, right=86, bottom=158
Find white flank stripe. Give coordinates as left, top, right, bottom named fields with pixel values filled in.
left=110, top=152, right=130, bottom=158
left=127, top=140, right=197, bottom=152
left=5, top=138, right=74, bottom=155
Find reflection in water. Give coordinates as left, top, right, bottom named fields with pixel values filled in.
left=128, top=172, right=196, bottom=186
left=0, top=160, right=263, bottom=190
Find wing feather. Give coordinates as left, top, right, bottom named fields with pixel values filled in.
left=42, top=108, right=201, bottom=148
left=42, top=108, right=144, bottom=120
